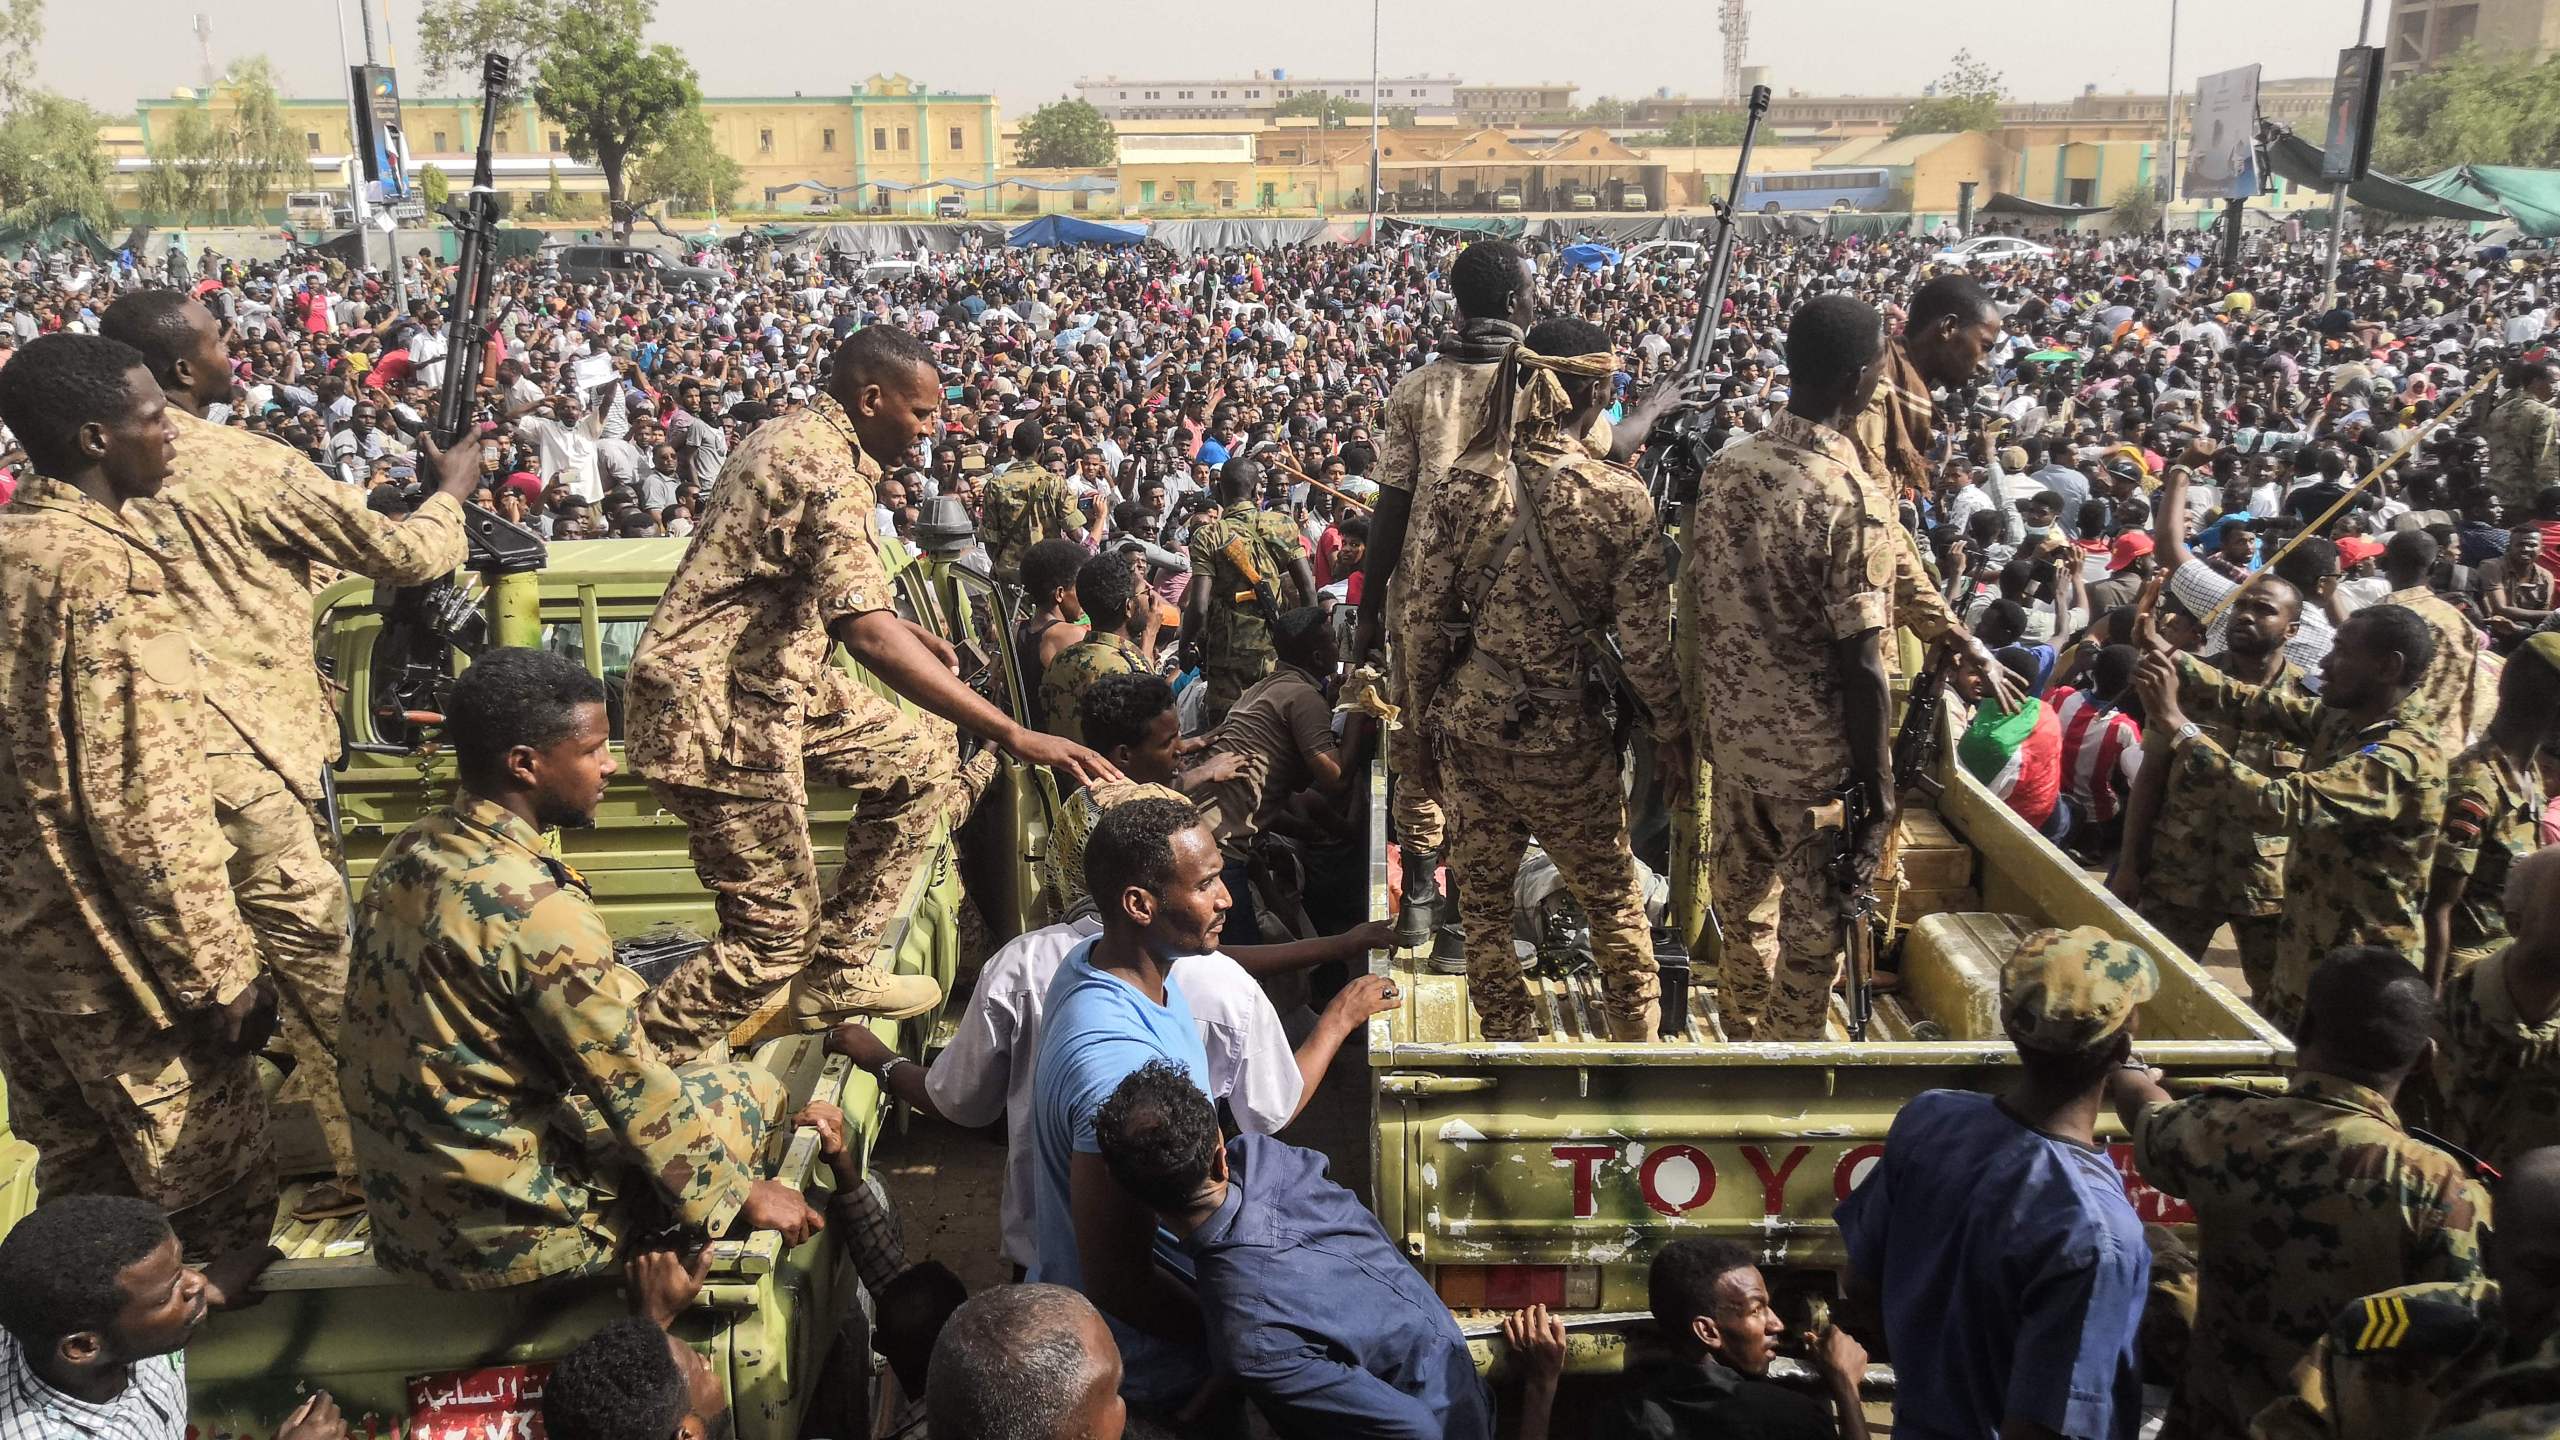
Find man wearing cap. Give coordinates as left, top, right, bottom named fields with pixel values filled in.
left=2487, top=361, right=2560, bottom=516
left=2089, top=532, right=2156, bottom=613
left=2116, top=946, right=2490, bottom=1440
left=1834, top=927, right=2159, bottom=1440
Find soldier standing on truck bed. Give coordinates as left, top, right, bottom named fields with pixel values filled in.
left=1682, top=296, right=1899, bottom=1042
left=0, top=334, right=279, bottom=1301
left=100, top=288, right=480, bottom=1224
left=1402, top=315, right=1689, bottom=1042
left=1180, top=455, right=1313, bottom=730
left=624, top=325, right=1118, bottom=1062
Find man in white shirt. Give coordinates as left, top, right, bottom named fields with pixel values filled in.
left=831, top=910, right=1392, bottom=1273
left=505, top=383, right=625, bottom=503
left=408, top=314, right=449, bottom=391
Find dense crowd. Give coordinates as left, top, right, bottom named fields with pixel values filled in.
left=6, top=208, right=2560, bottom=1440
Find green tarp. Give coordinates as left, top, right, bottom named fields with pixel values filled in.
left=2408, top=165, right=2560, bottom=238
left=2262, top=131, right=2501, bottom=221
left=0, top=215, right=113, bottom=259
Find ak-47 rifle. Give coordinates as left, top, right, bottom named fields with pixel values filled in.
left=1894, top=646, right=1955, bottom=798
left=1811, top=782, right=1884, bottom=1041
left=1642, top=83, right=1772, bottom=517
left=1222, top=534, right=1286, bottom=629
left=376, top=52, right=540, bottom=746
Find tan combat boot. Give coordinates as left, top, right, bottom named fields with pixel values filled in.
left=1606, top=1000, right=1662, bottom=1044
left=728, top=968, right=944, bottom=1051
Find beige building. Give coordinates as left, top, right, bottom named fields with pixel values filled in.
left=1454, top=83, right=1577, bottom=125
left=2388, top=0, right=2560, bottom=77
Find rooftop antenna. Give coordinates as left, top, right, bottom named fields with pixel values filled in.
left=1719, top=0, right=1749, bottom=100
left=194, top=11, right=215, bottom=92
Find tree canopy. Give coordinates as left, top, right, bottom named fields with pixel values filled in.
left=2373, top=45, right=2560, bottom=174
left=1015, top=97, right=1115, bottom=167
left=138, top=57, right=307, bottom=222
left=414, top=0, right=647, bottom=89
left=531, top=0, right=698, bottom=231
left=630, top=107, right=739, bottom=213
left=1894, top=48, right=2004, bottom=137
left=2108, top=177, right=2162, bottom=235
left=0, top=89, right=109, bottom=226
left=1631, top=111, right=1749, bottom=147
left=1273, top=92, right=1357, bottom=128
left=417, top=161, right=452, bottom=210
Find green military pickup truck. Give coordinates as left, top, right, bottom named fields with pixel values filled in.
left=1367, top=735, right=2294, bottom=1376
left=0, top=527, right=1064, bottom=1440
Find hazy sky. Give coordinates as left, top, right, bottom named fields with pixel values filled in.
left=52, top=0, right=2367, bottom=115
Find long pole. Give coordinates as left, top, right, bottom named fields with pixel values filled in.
left=1366, top=0, right=1380, bottom=243
left=331, top=0, right=371, bottom=262
left=2322, top=0, right=2378, bottom=309
left=2161, top=0, right=2179, bottom=240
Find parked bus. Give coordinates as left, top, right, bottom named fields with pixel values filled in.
left=1738, top=167, right=1894, bottom=212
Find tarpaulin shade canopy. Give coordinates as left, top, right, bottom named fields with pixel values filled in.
left=2261, top=130, right=2501, bottom=221
left=2407, top=165, right=2560, bottom=238
left=1559, top=242, right=1620, bottom=270
left=1980, top=192, right=2111, bottom=217
left=1006, top=215, right=1147, bottom=247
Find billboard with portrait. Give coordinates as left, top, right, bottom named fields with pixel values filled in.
left=2184, top=64, right=2262, bottom=201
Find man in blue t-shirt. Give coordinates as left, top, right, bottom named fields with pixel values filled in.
left=1835, top=926, right=2161, bottom=1440
left=1029, top=795, right=1226, bottom=1416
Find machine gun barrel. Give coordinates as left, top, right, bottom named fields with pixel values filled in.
left=432, top=52, right=512, bottom=449
left=1682, top=83, right=1772, bottom=380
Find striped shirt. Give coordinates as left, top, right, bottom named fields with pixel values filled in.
left=0, top=1330, right=186, bottom=1440
left=2050, top=686, right=2144, bottom=823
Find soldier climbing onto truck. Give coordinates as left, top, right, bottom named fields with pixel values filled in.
left=622, top=323, right=1120, bottom=1064
left=340, top=648, right=824, bottom=1292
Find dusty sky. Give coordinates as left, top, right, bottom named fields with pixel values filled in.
left=55, top=0, right=2365, bottom=114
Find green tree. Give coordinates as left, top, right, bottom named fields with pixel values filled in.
left=1664, top=111, right=1748, bottom=146
left=138, top=57, right=304, bottom=221
left=0, top=89, right=109, bottom=225
left=418, top=160, right=451, bottom=210
left=0, top=0, right=43, bottom=112
left=2374, top=45, right=2560, bottom=173
left=1274, top=91, right=1357, bottom=127
left=1384, top=105, right=1416, bottom=128
left=2108, top=177, right=2162, bottom=235
left=1894, top=48, right=2005, bottom=137
left=1578, top=96, right=1635, bottom=124
left=543, top=160, right=569, bottom=215
left=532, top=0, right=697, bottom=236
left=1014, top=97, right=1115, bottom=166
left=630, top=106, right=738, bottom=212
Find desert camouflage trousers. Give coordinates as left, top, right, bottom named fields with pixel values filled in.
left=1441, top=738, right=1656, bottom=1040
left=1710, top=781, right=1841, bottom=1042
left=639, top=689, right=961, bottom=1062
left=208, top=750, right=357, bottom=1183
left=0, top=1000, right=276, bottom=1258
left=2138, top=899, right=2285, bottom=1018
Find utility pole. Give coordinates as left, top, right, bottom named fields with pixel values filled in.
left=331, top=0, right=371, bottom=262
left=2322, top=0, right=2378, bottom=310
left=2161, top=0, right=2179, bottom=240
left=1366, top=0, right=1381, bottom=244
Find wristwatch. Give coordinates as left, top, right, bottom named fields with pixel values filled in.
left=2170, top=720, right=2202, bottom=753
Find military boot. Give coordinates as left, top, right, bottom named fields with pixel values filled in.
left=1607, top=1000, right=1663, bottom=1044
left=729, top=968, right=944, bottom=1052
left=1393, top=845, right=1446, bottom=951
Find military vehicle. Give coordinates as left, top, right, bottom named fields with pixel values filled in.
left=1367, top=733, right=2294, bottom=1377
left=0, top=520, right=1063, bottom=1440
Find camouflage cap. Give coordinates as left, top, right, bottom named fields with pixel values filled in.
left=2001, top=926, right=2159, bottom=1054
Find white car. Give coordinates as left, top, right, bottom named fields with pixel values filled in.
left=1625, top=239, right=1705, bottom=272
left=1933, top=236, right=2055, bottom=267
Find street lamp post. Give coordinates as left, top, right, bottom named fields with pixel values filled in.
left=1367, top=0, right=1381, bottom=243
left=2162, top=0, right=2179, bottom=239
left=2322, top=0, right=2379, bottom=309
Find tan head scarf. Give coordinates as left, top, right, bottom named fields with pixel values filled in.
left=1475, top=345, right=1620, bottom=462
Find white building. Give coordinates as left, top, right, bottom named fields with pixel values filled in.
left=1075, top=70, right=1462, bottom=121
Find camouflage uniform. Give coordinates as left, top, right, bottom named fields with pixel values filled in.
left=342, top=796, right=782, bottom=1290
left=0, top=475, right=274, bottom=1259
left=1402, top=426, right=1685, bottom=1040
left=1039, top=632, right=1149, bottom=748
left=2437, top=947, right=2560, bottom=1173
left=1846, top=341, right=1966, bottom=648
left=2426, top=1335, right=2560, bottom=1439
left=2436, top=742, right=2542, bottom=980
left=625, top=394, right=960, bottom=1060
left=2167, top=654, right=2450, bottom=1034
left=1376, top=357, right=1612, bottom=852
left=1055, top=781, right=1195, bottom=920
left=2131, top=1073, right=2492, bottom=1440
left=1187, top=506, right=1305, bottom=728
left=2385, top=585, right=2492, bottom=754
left=977, top=462, right=1079, bottom=585
left=2487, top=391, right=2560, bottom=516
left=2136, top=659, right=2307, bottom=1002
left=1681, top=413, right=1893, bottom=1041
left=2250, top=1279, right=2508, bottom=1440
left=133, top=404, right=468, bottom=1185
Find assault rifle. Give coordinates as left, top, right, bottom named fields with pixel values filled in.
left=1641, top=82, right=1772, bottom=518
left=1810, top=782, right=1885, bottom=1042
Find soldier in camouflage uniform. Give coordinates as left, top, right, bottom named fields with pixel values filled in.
left=2249, top=1147, right=2560, bottom=1440
left=977, top=417, right=1083, bottom=586
left=1402, top=317, right=1688, bottom=1042
left=105, top=289, right=475, bottom=1217
left=1684, top=296, right=1898, bottom=1042
left=2133, top=605, right=2452, bottom=1035
left=1182, top=456, right=1313, bottom=730
left=2437, top=847, right=2560, bottom=1172
left=625, top=328, right=1114, bottom=1061
left=2125, top=576, right=2309, bottom=1003
left=2487, top=362, right=2560, bottom=517
left=342, top=649, right=824, bottom=1289
left=2427, top=635, right=2560, bottom=989
left=0, top=334, right=277, bottom=1275
left=1039, top=551, right=1152, bottom=749
left=2125, top=946, right=2492, bottom=1440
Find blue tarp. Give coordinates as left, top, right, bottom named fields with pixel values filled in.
left=1006, top=215, right=1147, bottom=248
left=1559, top=242, right=1619, bottom=271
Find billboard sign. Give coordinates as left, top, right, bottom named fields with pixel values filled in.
left=351, top=64, right=411, bottom=200
left=2184, top=64, right=2263, bottom=201
left=2322, top=46, right=2384, bottom=183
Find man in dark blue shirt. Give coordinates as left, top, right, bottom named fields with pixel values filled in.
left=1590, top=1236, right=1869, bottom=1440
left=1834, top=926, right=2159, bottom=1440
left=1093, top=1060, right=1491, bottom=1440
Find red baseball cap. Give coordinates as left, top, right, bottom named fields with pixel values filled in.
left=2106, top=532, right=2155, bottom=573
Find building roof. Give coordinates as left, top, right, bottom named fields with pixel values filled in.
left=1818, top=132, right=1975, bottom=167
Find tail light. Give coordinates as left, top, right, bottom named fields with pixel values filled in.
left=1434, top=1264, right=1602, bottom=1310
